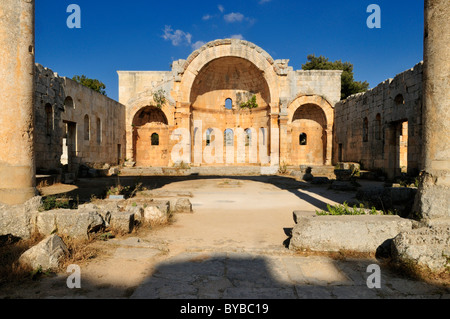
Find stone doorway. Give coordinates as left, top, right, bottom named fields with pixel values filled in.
left=290, top=104, right=327, bottom=166
left=61, top=121, right=77, bottom=173
left=385, top=120, right=409, bottom=178
left=132, top=106, right=170, bottom=167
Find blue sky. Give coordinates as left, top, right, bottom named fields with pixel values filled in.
left=36, top=0, right=424, bottom=101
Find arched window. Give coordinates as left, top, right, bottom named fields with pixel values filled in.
left=375, top=114, right=381, bottom=140
left=224, top=129, right=234, bottom=146
left=245, top=128, right=252, bottom=147
left=394, top=94, right=405, bottom=106
left=363, top=117, right=369, bottom=142
left=299, top=133, right=307, bottom=146
left=84, top=115, right=90, bottom=141
left=225, top=98, right=233, bottom=110
left=45, top=104, right=53, bottom=136
left=206, top=128, right=213, bottom=146
left=151, top=133, right=160, bottom=146
left=96, top=117, right=102, bottom=144
left=64, top=96, right=74, bottom=110
left=260, top=127, right=266, bottom=146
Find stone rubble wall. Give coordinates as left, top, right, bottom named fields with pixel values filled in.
left=34, top=64, right=126, bottom=175
left=334, top=62, right=423, bottom=177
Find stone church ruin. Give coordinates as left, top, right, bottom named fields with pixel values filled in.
left=0, top=0, right=448, bottom=276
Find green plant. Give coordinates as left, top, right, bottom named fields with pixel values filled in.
left=316, top=202, right=379, bottom=216
left=240, top=95, right=258, bottom=109
left=153, top=89, right=167, bottom=108
left=301, top=54, right=369, bottom=100
left=278, top=161, right=288, bottom=175
left=30, top=265, right=52, bottom=280
left=40, top=196, right=71, bottom=211
left=106, top=184, right=130, bottom=196
left=72, top=75, right=107, bottom=96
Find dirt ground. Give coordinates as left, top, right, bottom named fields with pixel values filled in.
left=2, top=175, right=447, bottom=299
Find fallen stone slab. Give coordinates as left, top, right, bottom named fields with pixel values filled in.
left=19, top=234, right=68, bottom=270
left=289, top=215, right=413, bottom=253
left=391, top=225, right=450, bottom=273
left=0, top=196, right=43, bottom=239
left=334, top=169, right=353, bottom=181
left=109, top=211, right=134, bottom=234
left=36, top=209, right=105, bottom=239
left=174, top=198, right=193, bottom=214
left=143, top=206, right=169, bottom=225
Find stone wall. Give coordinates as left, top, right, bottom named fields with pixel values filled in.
left=118, top=39, right=342, bottom=168
left=34, top=64, right=126, bottom=175
left=333, top=62, right=423, bottom=178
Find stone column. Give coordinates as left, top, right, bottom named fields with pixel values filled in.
left=0, top=0, right=37, bottom=205
left=325, top=125, right=333, bottom=166
left=269, top=113, right=280, bottom=167
left=278, top=113, right=289, bottom=165
left=415, top=0, right=450, bottom=222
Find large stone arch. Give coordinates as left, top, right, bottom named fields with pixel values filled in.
left=178, top=39, right=281, bottom=110
left=287, top=95, right=335, bottom=166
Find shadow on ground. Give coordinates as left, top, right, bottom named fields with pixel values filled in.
left=2, top=251, right=447, bottom=300
left=51, top=175, right=357, bottom=211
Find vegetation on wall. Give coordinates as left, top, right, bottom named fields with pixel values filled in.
left=302, top=55, right=369, bottom=100
left=240, top=95, right=258, bottom=109
left=72, top=75, right=107, bottom=96
left=153, top=89, right=167, bottom=109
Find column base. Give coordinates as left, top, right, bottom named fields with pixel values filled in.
left=0, top=187, right=37, bottom=206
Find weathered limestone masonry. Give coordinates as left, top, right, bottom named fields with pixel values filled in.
left=34, top=64, right=126, bottom=176
left=415, top=0, right=450, bottom=222
left=118, top=39, right=342, bottom=168
left=0, top=0, right=37, bottom=205
left=333, top=63, right=423, bottom=179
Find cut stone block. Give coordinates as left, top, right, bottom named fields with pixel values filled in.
left=290, top=215, right=413, bottom=253
left=19, top=235, right=68, bottom=270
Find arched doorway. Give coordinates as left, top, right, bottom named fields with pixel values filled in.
left=290, top=104, right=327, bottom=165
left=132, top=106, right=169, bottom=167
left=189, top=56, right=271, bottom=165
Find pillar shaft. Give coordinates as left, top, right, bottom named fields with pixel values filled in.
left=0, top=0, right=36, bottom=205
left=416, top=0, right=450, bottom=220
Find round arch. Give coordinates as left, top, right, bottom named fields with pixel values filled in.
left=178, top=39, right=281, bottom=110
left=287, top=95, right=335, bottom=166
left=125, top=93, right=175, bottom=162
left=287, top=95, right=334, bottom=127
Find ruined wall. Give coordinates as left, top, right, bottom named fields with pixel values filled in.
left=334, top=62, right=423, bottom=178
left=118, top=39, right=342, bottom=167
left=286, top=70, right=343, bottom=107
left=34, top=64, right=126, bottom=174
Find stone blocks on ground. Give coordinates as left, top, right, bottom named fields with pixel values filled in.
left=391, top=225, right=450, bottom=273
left=19, top=235, right=68, bottom=270
left=289, top=214, right=413, bottom=253
left=0, top=197, right=43, bottom=239
left=143, top=206, right=169, bottom=225
left=109, top=211, right=134, bottom=234
left=174, top=198, right=193, bottom=214
left=36, top=209, right=105, bottom=240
